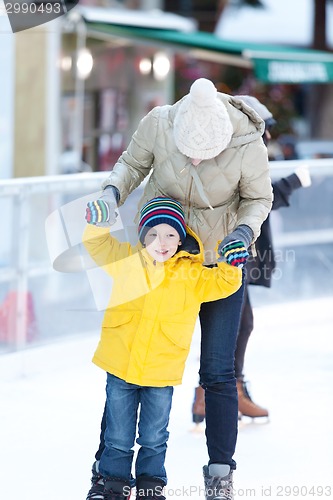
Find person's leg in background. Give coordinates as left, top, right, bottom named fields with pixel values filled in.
left=199, top=279, right=245, bottom=500
left=192, top=385, right=205, bottom=424
left=235, top=285, right=269, bottom=419
left=192, top=283, right=269, bottom=425
left=234, top=284, right=252, bottom=382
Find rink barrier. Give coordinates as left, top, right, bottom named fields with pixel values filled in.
left=0, top=159, right=332, bottom=353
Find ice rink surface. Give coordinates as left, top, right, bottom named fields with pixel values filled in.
left=1, top=297, right=333, bottom=500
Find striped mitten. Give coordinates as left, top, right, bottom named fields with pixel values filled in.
left=85, top=200, right=110, bottom=225
left=219, top=240, right=249, bottom=268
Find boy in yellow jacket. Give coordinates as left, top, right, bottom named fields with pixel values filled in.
left=83, top=197, right=247, bottom=500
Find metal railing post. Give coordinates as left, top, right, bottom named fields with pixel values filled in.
left=15, top=186, right=30, bottom=351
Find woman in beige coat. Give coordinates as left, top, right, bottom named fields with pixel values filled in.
left=87, top=78, right=273, bottom=500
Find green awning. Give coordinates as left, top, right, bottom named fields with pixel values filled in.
left=85, top=21, right=333, bottom=84
left=246, top=49, right=333, bottom=83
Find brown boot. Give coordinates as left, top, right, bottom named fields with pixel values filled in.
left=237, top=379, right=269, bottom=418
left=192, top=385, right=205, bottom=423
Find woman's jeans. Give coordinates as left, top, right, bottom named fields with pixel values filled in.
left=199, top=277, right=245, bottom=469
left=99, top=373, right=173, bottom=484
left=96, top=279, right=245, bottom=472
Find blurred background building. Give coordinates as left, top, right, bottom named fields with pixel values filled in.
left=1, top=0, right=333, bottom=178
left=0, top=0, right=333, bottom=352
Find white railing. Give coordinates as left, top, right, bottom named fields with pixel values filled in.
left=0, top=159, right=333, bottom=353
left=0, top=173, right=106, bottom=353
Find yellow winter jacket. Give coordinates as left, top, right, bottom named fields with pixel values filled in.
left=83, top=224, right=242, bottom=387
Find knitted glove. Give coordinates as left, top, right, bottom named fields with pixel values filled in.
left=218, top=240, right=249, bottom=268
left=85, top=200, right=109, bottom=225
left=85, top=191, right=117, bottom=227
left=218, top=225, right=253, bottom=253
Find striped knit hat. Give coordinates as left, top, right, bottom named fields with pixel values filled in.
left=138, top=197, right=187, bottom=244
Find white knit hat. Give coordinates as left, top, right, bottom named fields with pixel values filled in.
left=174, top=78, right=233, bottom=160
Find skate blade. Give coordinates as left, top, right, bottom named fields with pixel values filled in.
left=238, top=414, right=270, bottom=425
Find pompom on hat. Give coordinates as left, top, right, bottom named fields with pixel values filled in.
left=174, top=78, right=233, bottom=160
left=138, top=197, right=187, bottom=244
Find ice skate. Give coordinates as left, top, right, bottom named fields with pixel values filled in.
left=237, top=380, right=269, bottom=419
left=136, top=476, right=166, bottom=499
left=203, top=464, right=234, bottom=500
left=103, top=478, right=131, bottom=500
left=86, top=461, right=105, bottom=500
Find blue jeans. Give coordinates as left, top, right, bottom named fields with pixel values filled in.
left=199, top=276, right=245, bottom=469
left=99, top=374, right=173, bottom=484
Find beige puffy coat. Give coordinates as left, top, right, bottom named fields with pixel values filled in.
left=102, top=94, right=273, bottom=265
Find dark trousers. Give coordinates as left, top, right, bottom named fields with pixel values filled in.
left=96, top=278, right=246, bottom=469
left=234, top=285, right=253, bottom=380
left=199, top=278, right=245, bottom=468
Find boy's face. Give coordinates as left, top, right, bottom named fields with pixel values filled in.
left=144, top=223, right=182, bottom=262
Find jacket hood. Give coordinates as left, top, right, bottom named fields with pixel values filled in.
left=170, top=92, right=265, bottom=151
left=175, top=225, right=204, bottom=262
left=226, top=94, right=265, bottom=146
